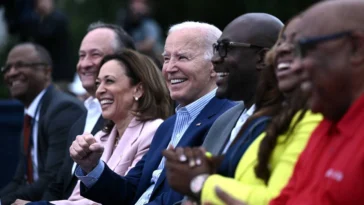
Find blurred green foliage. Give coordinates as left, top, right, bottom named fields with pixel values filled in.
left=0, top=0, right=318, bottom=99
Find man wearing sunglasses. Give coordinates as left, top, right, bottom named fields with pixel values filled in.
left=203, top=13, right=283, bottom=155
left=0, top=43, right=85, bottom=205
left=270, top=0, right=364, bottom=204
left=162, top=13, right=283, bottom=203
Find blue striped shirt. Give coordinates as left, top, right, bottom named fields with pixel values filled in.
left=135, top=88, right=216, bottom=205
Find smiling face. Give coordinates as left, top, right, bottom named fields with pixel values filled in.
left=291, top=5, right=357, bottom=121
left=162, top=28, right=216, bottom=106
left=212, top=24, right=260, bottom=102
left=3, top=44, right=51, bottom=106
left=95, top=60, right=141, bottom=122
left=77, top=28, right=116, bottom=95
left=275, top=18, right=302, bottom=94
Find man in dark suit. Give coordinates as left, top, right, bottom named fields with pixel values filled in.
left=0, top=43, right=85, bottom=205
left=69, top=21, right=236, bottom=205
left=202, top=13, right=283, bottom=155
left=36, top=22, right=136, bottom=202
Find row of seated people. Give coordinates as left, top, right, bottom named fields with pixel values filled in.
left=1, top=0, right=364, bottom=204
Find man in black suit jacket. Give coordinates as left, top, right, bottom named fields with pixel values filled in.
left=0, top=43, right=85, bottom=205
left=38, top=22, right=136, bottom=202
left=39, top=114, right=104, bottom=201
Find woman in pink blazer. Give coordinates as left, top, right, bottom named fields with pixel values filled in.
left=51, top=49, right=173, bottom=205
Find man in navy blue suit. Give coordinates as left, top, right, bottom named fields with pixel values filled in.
left=69, top=21, right=236, bottom=205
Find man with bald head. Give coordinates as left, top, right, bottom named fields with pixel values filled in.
left=204, top=13, right=283, bottom=155
left=0, top=43, right=85, bottom=205
left=270, top=0, right=364, bottom=204
left=162, top=13, right=282, bottom=202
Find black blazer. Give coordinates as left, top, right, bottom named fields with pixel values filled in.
left=41, top=113, right=104, bottom=201
left=0, top=86, right=85, bottom=205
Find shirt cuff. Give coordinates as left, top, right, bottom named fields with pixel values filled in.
left=75, top=160, right=105, bottom=188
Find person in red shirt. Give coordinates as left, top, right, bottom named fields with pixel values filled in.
left=270, top=0, right=364, bottom=204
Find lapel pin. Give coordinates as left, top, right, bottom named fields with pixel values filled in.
left=196, top=123, right=202, bottom=126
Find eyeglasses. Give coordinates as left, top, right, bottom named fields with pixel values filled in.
left=295, top=31, right=352, bottom=58
left=212, top=41, right=266, bottom=58
left=1, top=62, right=48, bottom=74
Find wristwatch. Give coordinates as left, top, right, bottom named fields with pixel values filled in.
left=190, top=174, right=210, bottom=198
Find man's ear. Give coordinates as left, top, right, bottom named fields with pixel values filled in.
left=256, top=48, right=269, bottom=71
left=45, top=66, right=53, bottom=82
left=350, top=32, right=364, bottom=66
left=209, top=62, right=217, bottom=78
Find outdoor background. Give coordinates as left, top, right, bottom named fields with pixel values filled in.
left=0, top=0, right=318, bottom=99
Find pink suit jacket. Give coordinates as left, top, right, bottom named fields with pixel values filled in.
left=52, top=117, right=163, bottom=205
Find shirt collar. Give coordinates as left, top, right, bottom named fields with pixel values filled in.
left=246, top=104, right=256, bottom=116
left=84, top=96, right=101, bottom=109
left=175, top=88, right=217, bottom=119
left=25, top=89, right=47, bottom=120
left=332, top=93, right=364, bottom=137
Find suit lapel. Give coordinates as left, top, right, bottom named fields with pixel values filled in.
left=91, top=115, right=104, bottom=135
left=152, top=97, right=227, bottom=194
left=65, top=115, right=103, bottom=189
left=73, top=113, right=87, bottom=136
left=148, top=117, right=175, bottom=172
left=215, top=103, right=245, bottom=154
left=176, top=97, right=229, bottom=147
left=65, top=111, right=102, bottom=192
left=36, top=86, right=54, bottom=169
left=136, top=117, right=175, bottom=197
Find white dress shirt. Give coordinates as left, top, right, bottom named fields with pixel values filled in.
left=222, top=104, right=256, bottom=154
left=71, top=96, right=102, bottom=174
left=24, top=89, right=47, bottom=181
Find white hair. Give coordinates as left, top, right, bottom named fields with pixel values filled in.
left=168, top=21, right=222, bottom=60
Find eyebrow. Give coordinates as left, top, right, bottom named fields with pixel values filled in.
left=163, top=50, right=191, bottom=56
left=79, top=48, right=103, bottom=54
left=103, top=75, right=115, bottom=79
left=176, top=51, right=190, bottom=56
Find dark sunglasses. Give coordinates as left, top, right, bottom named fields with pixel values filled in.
left=212, top=41, right=266, bottom=58
left=295, top=31, right=352, bottom=58
left=1, top=62, right=48, bottom=74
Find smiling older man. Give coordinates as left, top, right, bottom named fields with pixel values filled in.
left=0, top=43, right=85, bottom=205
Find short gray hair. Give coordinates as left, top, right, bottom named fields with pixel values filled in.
left=168, top=21, right=222, bottom=60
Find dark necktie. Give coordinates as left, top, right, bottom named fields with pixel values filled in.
left=23, top=114, right=33, bottom=183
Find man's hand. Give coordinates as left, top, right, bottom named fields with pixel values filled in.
left=204, top=186, right=247, bottom=205
left=11, top=199, right=30, bottom=205
left=162, top=146, right=213, bottom=198
left=69, top=133, right=104, bottom=174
